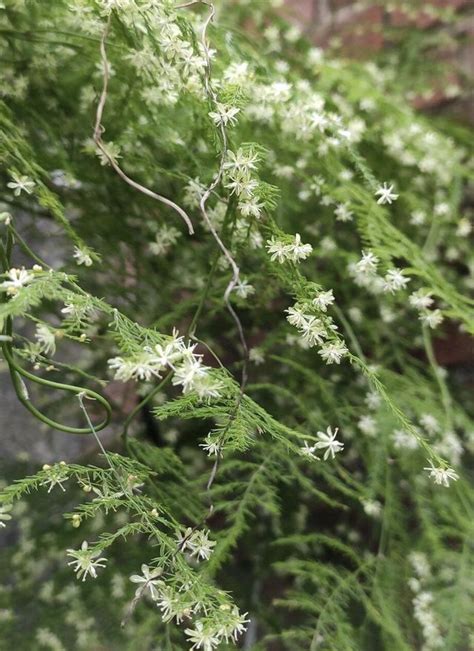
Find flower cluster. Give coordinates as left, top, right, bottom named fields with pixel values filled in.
left=128, top=555, right=249, bottom=650
left=349, top=251, right=411, bottom=297
left=0, top=1, right=472, bottom=649
left=409, top=290, right=444, bottom=329
left=149, top=224, right=181, bottom=256
left=108, top=330, right=223, bottom=401
left=408, top=552, right=443, bottom=650
left=177, top=527, right=216, bottom=562
left=286, top=302, right=348, bottom=364
left=185, top=612, right=250, bottom=651
left=223, top=147, right=266, bottom=220
left=266, top=233, right=313, bottom=263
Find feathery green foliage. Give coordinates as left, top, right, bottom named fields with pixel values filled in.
left=0, top=1, right=473, bottom=650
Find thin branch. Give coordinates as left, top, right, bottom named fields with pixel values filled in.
left=93, top=14, right=194, bottom=235
left=195, top=1, right=249, bottom=395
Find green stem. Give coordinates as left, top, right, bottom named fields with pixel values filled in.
left=1, top=231, right=112, bottom=434
left=422, top=325, right=453, bottom=432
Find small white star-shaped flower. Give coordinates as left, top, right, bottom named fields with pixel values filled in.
left=208, top=103, right=240, bottom=128
left=7, top=174, right=35, bottom=196
left=424, top=461, right=459, bottom=487
left=299, top=440, right=320, bottom=461
left=318, top=340, right=348, bottom=365
left=314, top=426, right=344, bottom=460
left=129, top=564, right=163, bottom=600
left=375, top=182, right=398, bottom=205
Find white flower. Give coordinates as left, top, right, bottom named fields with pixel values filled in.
left=363, top=499, right=382, bottom=518
left=358, top=415, right=377, bottom=437
left=40, top=462, right=69, bottom=493
left=149, top=225, right=181, bottom=256
left=436, top=431, right=463, bottom=466
left=61, top=301, right=93, bottom=320
left=35, top=324, right=56, bottom=356
left=35, top=629, right=65, bottom=651
left=95, top=141, right=121, bottom=166
left=223, top=61, right=251, bottom=84
left=0, top=267, right=34, bottom=296
left=392, top=429, right=418, bottom=450
left=299, top=316, right=327, bottom=347
left=318, top=340, right=348, bottom=365
left=410, top=210, right=426, bottom=226
left=408, top=577, right=421, bottom=593
left=299, top=440, right=320, bottom=461
left=365, top=391, right=381, bottom=410
left=172, top=357, right=208, bottom=393
left=0, top=503, right=13, bottom=528
left=409, top=290, right=434, bottom=310
left=184, top=177, right=205, bottom=208
left=249, top=347, right=265, bottom=365
left=178, top=528, right=216, bottom=561
left=423, top=461, right=459, bottom=487
left=156, top=586, right=179, bottom=622
left=308, top=47, right=324, bottom=65
left=375, top=182, right=398, bottom=205
left=225, top=175, right=258, bottom=198
left=234, top=279, right=255, bottom=299
left=285, top=305, right=307, bottom=328
left=288, top=233, right=312, bottom=262
left=199, top=436, right=222, bottom=456
left=208, top=103, right=240, bottom=128
left=355, top=250, right=379, bottom=275
left=149, top=340, right=183, bottom=368
left=409, top=551, right=431, bottom=580
left=129, top=564, right=163, bottom=600
left=312, top=289, right=335, bottom=312
left=176, top=526, right=194, bottom=552
left=419, top=414, right=440, bottom=436
left=419, top=309, right=443, bottom=329
left=238, top=196, right=264, bottom=218
left=310, top=111, right=329, bottom=132
left=334, top=202, right=353, bottom=222
left=73, top=246, right=93, bottom=267
left=108, top=355, right=161, bottom=382
left=67, top=541, right=107, bottom=581
left=217, top=608, right=250, bottom=643
left=185, top=621, right=220, bottom=651
left=456, top=217, right=471, bottom=237
left=223, top=148, right=258, bottom=175
left=266, top=234, right=312, bottom=264
left=7, top=174, right=35, bottom=196
left=189, top=529, right=216, bottom=561
left=190, top=373, right=223, bottom=401
left=383, top=268, right=410, bottom=293
left=266, top=237, right=291, bottom=263
left=314, top=426, right=344, bottom=460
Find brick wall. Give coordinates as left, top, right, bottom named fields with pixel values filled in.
left=284, top=0, right=474, bottom=120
